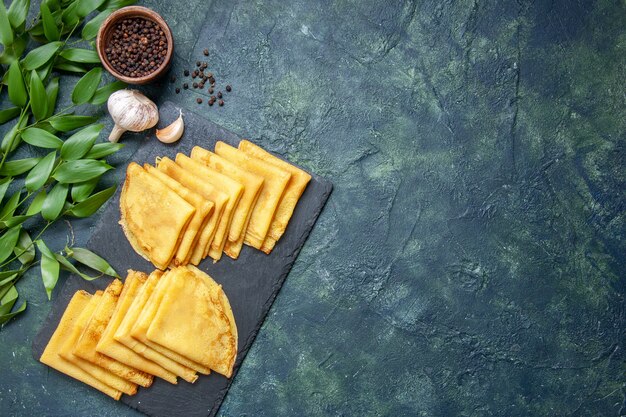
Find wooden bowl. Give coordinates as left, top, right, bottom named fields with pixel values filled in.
left=96, top=6, right=174, bottom=85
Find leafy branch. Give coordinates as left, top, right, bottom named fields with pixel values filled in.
left=0, top=0, right=135, bottom=326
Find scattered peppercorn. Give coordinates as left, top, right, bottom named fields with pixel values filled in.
left=183, top=83, right=189, bottom=89
left=175, top=87, right=180, bottom=93
left=196, top=98, right=203, bottom=104
left=218, top=99, right=224, bottom=106
left=208, top=99, right=214, bottom=106
left=226, top=85, right=232, bottom=92
left=203, top=49, right=209, bottom=56
left=208, top=87, right=214, bottom=94
left=196, top=61, right=201, bottom=67
left=217, top=91, right=222, bottom=99
left=184, top=69, right=189, bottom=76
left=193, top=82, right=198, bottom=88
left=199, top=82, right=205, bottom=89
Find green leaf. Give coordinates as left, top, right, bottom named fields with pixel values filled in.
left=84, top=142, right=123, bottom=159
left=41, top=182, right=68, bottom=221
left=54, top=254, right=99, bottom=281
left=82, top=9, right=114, bottom=40
left=59, top=48, right=100, bottom=64
left=60, top=1, right=79, bottom=26
left=71, top=177, right=99, bottom=202
left=0, top=178, right=12, bottom=204
left=0, top=192, right=20, bottom=220
left=26, top=190, right=46, bottom=215
left=7, top=61, right=27, bottom=107
left=22, top=41, right=63, bottom=70
left=21, top=128, right=63, bottom=149
left=0, top=271, right=19, bottom=287
left=36, top=240, right=60, bottom=299
left=40, top=2, right=60, bottom=42
left=0, top=298, right=26, bottom=325
left=1, top=117, right=26, bottom=153
left=53, top=60, right=87, bottom=73
left=29, top=70, right=48, bottom=121
left=90, top=80, right=126, bottom=105
left=0, top=157, right=41, bottom=176
left=0, top=285, right=18, bottom=315
left=67, top=246, right=117, bottom=277
left=67, top=185, right=115, bottom=217
left=49, top=115, right=97, bottom=131
left=14, top=230, right=35, bottom=264
left=0, top=107, right=20, bottom=124
left=60, top=124, right=102, bottom=160
left=0, top=226, right=21, bottom=263
left=8, top=0, right=30, bottom=29
left=0, top=2, right=14, bottom=46
left=25, top=151, right=57, bottom=192
left=0, top=215, right=32, bottom=229
left=75, top=0, right=106, bottom=18
left=45, top=77, right=60, bottom=118
left=99, top=0, right=136, bottom=10
left=53, top=159, right=112, bottom=183
left=72, top=67, right=102, bottom=104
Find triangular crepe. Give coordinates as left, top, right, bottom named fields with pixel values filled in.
left=40, top=290, right=122, bottom=400
left=175, top=154, right=244, bottom=261
left=95, top=274, right=178, bottom=384
left=114, top=270, right=199, bottom=383
left=146, top=266, right=237, bottom=377
left=190, top=146, right=264, bottom=259
left=60, top=290, right=138, bottom=395
left=144, top=165, right=214, bottom=266
left=130, top=269, right=212, bottom=374
left=156, top=157, right=228, bottom=264
left=214, top=141, right=291, bottom=249
left=238, top=140, right=311, bottom=253
left=73, top=279, right=154, bottom=387
left=120, top=162, right=196, bottom=269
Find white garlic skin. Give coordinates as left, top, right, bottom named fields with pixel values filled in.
left=107, top=89, right=159, bottom=143
left=156, top=110, right=184, bottom=143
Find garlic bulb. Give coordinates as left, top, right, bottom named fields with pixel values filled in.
left=107, top=90, right=159, bottom=143
left=155, top=110, right=184, bottom=143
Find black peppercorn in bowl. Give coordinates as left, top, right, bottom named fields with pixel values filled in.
left=96, top=6, right=174, bottom=85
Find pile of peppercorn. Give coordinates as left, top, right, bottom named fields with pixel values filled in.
left=170, top=49, right=231, bottom=107
left=105, top=17, right=168, bottom=78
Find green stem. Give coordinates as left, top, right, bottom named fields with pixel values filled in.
left=0, top=221, right=52, bottom=269
left=0, top=103, right=31, bottom=171
left=17, top=104, right=77, bottom=133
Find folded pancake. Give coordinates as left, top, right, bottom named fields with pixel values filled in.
left=114, top=270, right=199, bottom=383
left=156, top=157, right=228, bottom=264
left=144, top=165, right=214, bottom=266
left=130, top=269, right=212, bottom=375
left=214, top=141, right=291, bottom=250
left=190, top=146, right=264, bottom=259
left=175, top=154, right=244, bottom=261
left=40, top=290, right=122, bottom=400
left=146, top=266, right=237, bottom=378
left=73, top=279, right=154, bottom=387
left=60, top=290, right=138, bottom=395
left=239, top=140, right=311, bottom=253
left=95, top=274, right=178, bottom=384
left=120, top=162, right=196, bottom=270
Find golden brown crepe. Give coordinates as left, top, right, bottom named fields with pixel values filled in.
left=190, top=146, right=264, bottom=259
left=144, top=165, right=214, bottom=265
left=156, top=157, right=228, bottom=264
left=214, top=141, right=291, bottom=250
left=73, top=279, right=154, bottom=387
left=114, top=270, right=199, bottom=383
left=146, top=266, right=237, bottom=378
left=175, top=154, right=244, bottom=261
left=120, top=162, right=196, bottom=269
left=40, top=291, right=122, bottom=400
left=60, top=291, right=138, bottom=396
left=238, top=140, right=311, bottom=253
left=95, top=274, right=178, bottom=384
left=130, top=269, right=212, bottom=374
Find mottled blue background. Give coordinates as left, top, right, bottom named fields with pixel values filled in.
left=1, top=0, right=624, bottom=416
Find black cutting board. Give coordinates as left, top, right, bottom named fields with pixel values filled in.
left=32, top=101, right=333, bottom=417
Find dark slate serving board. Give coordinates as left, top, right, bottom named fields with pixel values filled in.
left=32, top=101, right=333, bottom=417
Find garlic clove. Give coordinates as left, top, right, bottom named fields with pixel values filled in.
left=156, top=110, right=184, bottom=143
left=107, top=89, right=159, bottom=143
